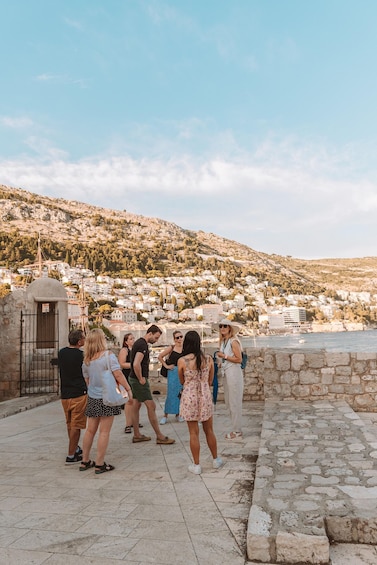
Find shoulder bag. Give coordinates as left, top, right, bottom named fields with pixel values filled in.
left=102, top=351, right=128, bottom=407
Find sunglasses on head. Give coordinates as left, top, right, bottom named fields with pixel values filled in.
left=219, top=324, right=230, bottom=329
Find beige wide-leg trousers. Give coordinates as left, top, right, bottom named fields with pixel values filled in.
left=223, top=364, right=244, bottom=433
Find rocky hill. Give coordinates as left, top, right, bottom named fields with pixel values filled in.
left=1, top=184, right=376, bottom=293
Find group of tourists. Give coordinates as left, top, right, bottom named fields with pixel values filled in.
left=58, top=319, right=245, bottom=476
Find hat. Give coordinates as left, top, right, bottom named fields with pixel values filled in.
left=218, top=318, right=242, bottom=332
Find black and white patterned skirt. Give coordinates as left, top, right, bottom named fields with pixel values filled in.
left=85, top=396, right=122, bottom=418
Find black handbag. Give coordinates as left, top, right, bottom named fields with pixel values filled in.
left=160, top=365, right=168, bottom=378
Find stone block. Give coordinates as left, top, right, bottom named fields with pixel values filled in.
left=299, top=370, right=321, bottom=385
left=321, top=373, right=334, bottom=385
left=334, top=375, right=351, bottom=384
left=328, top=385, right=345, bottom=394
left=247, top=504, right=274, bottom=562
left=264, top=353, right=275, bottom=369
left=361, top=374, right=377, bottom=381
left=356, top=352, right=377, bottom=361
left=325, top=352, right=350, bottom=366
left=311, top=384, right=329, bottom=396
left=263, top=369, right=279, bottom=384
left=246, top=533, right=273, bottom=562
left=354, top=394, right=375, bottom=409
left=325, top=516, right=354, bottom=542
left=355, top=518, right=377, bottom=544
left=292, top=385, right=310, bottom=398
left=280, top=371, right=299, bottom=386
left=276, top=353, right=291, bottom=371
left=353, top=361, right=367, bottom=374
left=275, top=531, right=329, bottom=564
left=306, top=353, right=326, bottom=369
left=291, top=353, right=305, bottom=371
left=335, top=366, right=352, bottom=376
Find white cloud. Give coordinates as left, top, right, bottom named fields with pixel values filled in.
left=1, top=116, right=33, bottom=128
left=35, top=74, right=88, bottom=89
left=1, top=136, right=377, bottom=258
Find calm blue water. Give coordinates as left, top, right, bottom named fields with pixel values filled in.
left=242, top=330, right=377, bottom=352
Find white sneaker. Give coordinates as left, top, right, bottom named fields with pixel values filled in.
left=159, top=417, right=167, bottom=425
left=188, top=463, right=202, bottom=475
left=176, top=416, right=185, bottom=422
left=213, top=457, right=223, bottom=469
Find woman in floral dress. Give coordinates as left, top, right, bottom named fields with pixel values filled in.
left=178, top=331, right=223, bottom=475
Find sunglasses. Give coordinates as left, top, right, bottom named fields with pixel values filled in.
left=175, top=335, right=183, bottom=339
left=219, top=324, right=230, bottom=329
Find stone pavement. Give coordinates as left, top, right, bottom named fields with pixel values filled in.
left=0, top=395, right=376, bottom=564
left=247, top=399, right=377, bottom=564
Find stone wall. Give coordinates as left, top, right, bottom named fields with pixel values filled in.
left=0, top=290, right=26, bottom=400
left=223, top=347, right=377, bottom=412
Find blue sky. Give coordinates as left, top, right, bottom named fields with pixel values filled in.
left=1, top=0, right=377, bottom=259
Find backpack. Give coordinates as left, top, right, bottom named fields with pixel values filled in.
left=231, top=338, right=248, bottom=369
left=241, top=352, right=248, bottom=370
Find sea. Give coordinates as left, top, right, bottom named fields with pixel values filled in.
left=241, top=329, right=377, bottom=353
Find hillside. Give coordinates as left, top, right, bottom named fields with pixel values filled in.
left=0, top=184, right=376, bottom=293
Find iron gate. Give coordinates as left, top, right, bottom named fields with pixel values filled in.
left=20, top=310, right=60, bottom=395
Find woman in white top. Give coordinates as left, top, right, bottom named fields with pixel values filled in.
left=81, top=329, right=133, bottom=474
left=216, top=318, right=244, bottom=439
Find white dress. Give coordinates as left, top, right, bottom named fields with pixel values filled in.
left=221, top=338, right=244, bottom=433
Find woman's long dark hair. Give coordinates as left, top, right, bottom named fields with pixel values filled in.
left=122, top=333, right=133, bottom=348
left=182, top=330, right=203, bottom=371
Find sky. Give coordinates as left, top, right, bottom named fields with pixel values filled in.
left=1, top=0, right=377, bottom=260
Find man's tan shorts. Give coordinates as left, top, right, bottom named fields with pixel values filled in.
left=61, top=395, right=87, bottom=429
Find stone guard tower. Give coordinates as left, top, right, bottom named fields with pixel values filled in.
left=0, top=278, right=69, bottom=401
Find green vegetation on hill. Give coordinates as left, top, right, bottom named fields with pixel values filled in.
left=1, top=184, right=377, bottom=294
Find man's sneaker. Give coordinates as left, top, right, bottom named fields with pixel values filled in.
left=213, top=457, right=224, bottom=469
left=159, top=416, right=167, bottom=425
left=188, top=463, right=202, bottom=475
left=176, top=416, right=185, bottom=422
left=65, top=453, right=83, bottom=465
left=75, top=446, right=83, bottom=456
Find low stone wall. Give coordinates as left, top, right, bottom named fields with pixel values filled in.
left=0, top=290, right=25, bottom=401
left=205, top=346, right=377, bottom=412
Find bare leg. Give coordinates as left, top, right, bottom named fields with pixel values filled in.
left=132, top=399, right=142, bottom=437
left=144, top=399, right=166, bottom=441
left=202, top=417, right=217, bottom=459
left=95, top=416, right=114, bottom=466
left=187, top=420, right=200, bottom=464
left=82, top=417, right=100, bottom=462
left=124, top=402, right=133, bottom=427
left=68, top=428, right=81, bottom=456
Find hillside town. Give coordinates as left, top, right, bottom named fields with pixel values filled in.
left=0, top=258, right=369, bottom=346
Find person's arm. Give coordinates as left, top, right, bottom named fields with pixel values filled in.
left=133, top=351, right=146, bottom=385
left=118, top=347, right=130, bottom=370
left=207, top=356, right=214, bottom=386
left=177, top=357, right=185, bottom=385
left=228, top=339, right=242, bottom=364
left=82, top=363, right=89, bottom=386
left=113, top=368, right=133, bottom=403
left=158, top=345, right=174, bottom=369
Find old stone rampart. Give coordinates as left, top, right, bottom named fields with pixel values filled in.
left=205, top=346, right=377, bottom=412
left=0, top=290, right=25, bottom=400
